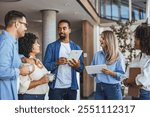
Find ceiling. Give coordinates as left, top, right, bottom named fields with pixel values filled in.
left=0, top=0, right=94, bottom=29
left=132, top=0, right=146, bottom=9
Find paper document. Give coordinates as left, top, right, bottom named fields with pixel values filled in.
left=68, top=50, right=83, bottom=60
left=85, top=64, right=107, bottom=74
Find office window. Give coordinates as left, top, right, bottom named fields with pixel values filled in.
left=112, top=2, right=119, bottom=20
left=132, top=0, right=146, bottom=20
left=100, top=0, right=105, bottom=17
left=100, top=0, right=120, bottom=20
left=121, top=4, right=129, bottom=20
left=99, top=0, right=146, bottom=21
left=105, top=0, right=111, bottom=19
left=133, top=9, right=139, bottom=20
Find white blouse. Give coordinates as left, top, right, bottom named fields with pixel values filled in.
left=125, top=53, right=150, bottom=91
left=19, top=63, right=49, bottom=94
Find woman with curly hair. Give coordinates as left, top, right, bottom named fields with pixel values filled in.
left=123, top=24, right=150, bottom=100
left=18, top=33, right=54, bottom=100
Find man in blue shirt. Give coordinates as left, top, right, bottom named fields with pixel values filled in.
left=44, top=20, right=84, bottom=100
left=0, top=10, right=31, bottom=100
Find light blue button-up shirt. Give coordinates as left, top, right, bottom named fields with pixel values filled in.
left=0, top=30, right=21, bottom=100
left=91, top=51, right=125, bottom=84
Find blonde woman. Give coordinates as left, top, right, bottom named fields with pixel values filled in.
left=90, top=30, right=125, bottom=100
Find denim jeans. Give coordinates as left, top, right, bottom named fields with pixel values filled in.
left=95, top=82, right=122, bottom=100
left=18, top=94, right=45, bottom=100
left=48, top=88, right=77, bottom=100
left=139, top=89, right=150, bottom=100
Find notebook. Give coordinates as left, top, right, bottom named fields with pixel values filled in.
left=128, top=67, right=141, bottom=97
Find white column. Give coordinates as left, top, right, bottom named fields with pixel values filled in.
left=129, top=0, right=132, bottom=21
left=76, top=73, right=80, bottom=100
left=146, top=0, right=150, bottom=24
left=41, top=10, right=58, bottom=57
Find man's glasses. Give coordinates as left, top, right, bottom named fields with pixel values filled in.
left=19, top=21, right=28, bottom=27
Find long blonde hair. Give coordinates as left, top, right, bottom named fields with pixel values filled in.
left=101, top=30, right=119, bottom=64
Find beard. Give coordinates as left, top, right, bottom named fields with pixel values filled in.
left=59, top=33, right=66, bottom=40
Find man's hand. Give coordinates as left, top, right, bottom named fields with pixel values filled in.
left=56, top=57, right=68, bottom=65
left=68, top=59, right=80, bottom=68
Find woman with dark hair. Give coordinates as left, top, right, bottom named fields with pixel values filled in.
left=18, top=33, right=54, bottom=100
left=90, top=30, right=125, bottom=100
left=123, top=24, right=150, bottom=100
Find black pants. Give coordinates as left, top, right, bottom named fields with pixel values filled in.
left=49, top=88, right=77, bottom=100
left=18, top=94, right=45, bottom=100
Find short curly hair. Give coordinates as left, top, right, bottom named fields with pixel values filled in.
left=135, top=24, right=150, bottom=55
left=19, top=33, right=38, bottom=58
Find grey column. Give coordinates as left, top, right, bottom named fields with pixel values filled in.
left=41, top=10, right=58, bottom=57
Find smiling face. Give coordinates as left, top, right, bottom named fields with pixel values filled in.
left=58, top=22, right=71, bottom=41
left=31, top=39, right=40, bottom=55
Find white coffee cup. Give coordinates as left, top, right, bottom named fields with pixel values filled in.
left=47, top=71, right=55, bottom=82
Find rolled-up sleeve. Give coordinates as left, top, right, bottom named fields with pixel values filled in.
left=136, top=64, right=150, bottom=86
left=19, top=75, right=30, bottom=94
left=115, top=55, right=125, bottom=80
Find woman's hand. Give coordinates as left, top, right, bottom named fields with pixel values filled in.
left=101, top=68, right=116, bottom=77
left=122, top=78, right=130, bottom=86
left=21, top=57, right=34, bottom=64
left=39, top=74, right=49, bottom=84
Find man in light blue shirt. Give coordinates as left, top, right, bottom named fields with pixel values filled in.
left=0, top=10, right=30, bottom=100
